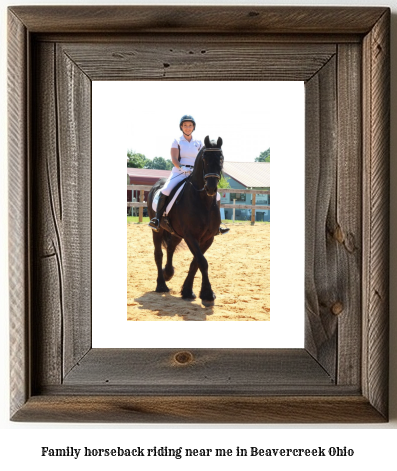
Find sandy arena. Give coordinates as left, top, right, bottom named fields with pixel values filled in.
left=127, top=223, right=270, bottom=321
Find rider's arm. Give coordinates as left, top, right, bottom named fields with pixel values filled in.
left=170, top=147, right=180, bottom=169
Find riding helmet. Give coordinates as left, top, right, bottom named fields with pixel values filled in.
left=180, top=115, right=196, bottom=130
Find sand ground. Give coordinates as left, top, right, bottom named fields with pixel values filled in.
left=127, top=223, right=270, bottom=321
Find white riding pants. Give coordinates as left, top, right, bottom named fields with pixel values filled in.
left=161, top=167, right=191, bottom=196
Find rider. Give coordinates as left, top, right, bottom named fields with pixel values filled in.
left=148, top=115, right=229, bottom=235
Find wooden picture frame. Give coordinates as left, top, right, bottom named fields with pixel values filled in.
left=8, top=6, right=390, bottom=423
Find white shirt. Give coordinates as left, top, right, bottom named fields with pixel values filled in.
left=171, top=135, right=202, bottom=166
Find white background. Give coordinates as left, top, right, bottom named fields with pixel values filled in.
left=1, top=0, right=396, bottom=469
left=92, top=81, right=305, bottom=348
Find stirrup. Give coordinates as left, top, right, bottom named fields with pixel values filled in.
left=218, top=225, right=230, bottom=235
left=148, top=218, right=160, bottom=232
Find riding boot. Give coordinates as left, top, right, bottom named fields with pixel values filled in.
left=216, top=199, right=230, bottom=235
left=148, top=192, right=168, bottom=232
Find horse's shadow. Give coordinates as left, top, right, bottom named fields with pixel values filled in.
left=134, top=291, right=215, bottom=321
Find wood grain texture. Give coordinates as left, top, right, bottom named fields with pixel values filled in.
left=31, top=41, right=91, bottom=388
left=34, top=33, right=363, bottom=45
left=362, top=10, right=390, bottom=419
left=9, top=6, right=387, bottom=34
left=32, top=42, right=63, bottom=387
left=8, top=6, right=390, bottom=423
left=62, top=349, right=334, bottom=391
left=11, top=396, right=385, bottom=424
left=55, top=44, right=91, bottom=377
left=59, top=42, right=335, bottom=81
left=8, top=10, right=29, bottom=419
left=304, top=56, right=338, bottom=378
left=335, top=44, right=362, bottom=386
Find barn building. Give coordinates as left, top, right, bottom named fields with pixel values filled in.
left=221, top=162, right=270, bottom=222
left=127, top=168, right=169, bottom=215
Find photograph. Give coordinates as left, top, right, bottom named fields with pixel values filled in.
left=125, top=83, right=274, bottom=321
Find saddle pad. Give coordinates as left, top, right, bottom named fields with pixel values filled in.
left=152, top=185, right=185, bottom=216
left=152, top=185, right=220, bottom=216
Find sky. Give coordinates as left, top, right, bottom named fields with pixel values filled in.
left=93, top=81, right=304, bottom=163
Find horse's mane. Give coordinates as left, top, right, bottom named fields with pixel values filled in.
left=190, top=145, right=205, bottom=179
left=197, top=145, right=206, bottom=159
left=194, top=146, right=206, bottom=166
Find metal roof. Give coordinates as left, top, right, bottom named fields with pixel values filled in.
left=127, top=167, right=170, bottom=185
left=222, top=162, right=270, bottom=188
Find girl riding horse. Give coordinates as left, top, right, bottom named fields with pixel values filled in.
left=148, top=114, right=229, bottom=236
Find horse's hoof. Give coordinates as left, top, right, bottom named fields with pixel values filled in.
left=181, top=287, right=196, bottom=299
left=156, top=285, right=169, bottom=293
left=163, top=266, right=175, bottom=282
left=202, top=299, right=215, bottom=307
left=200, top=291, right=216, bottom=307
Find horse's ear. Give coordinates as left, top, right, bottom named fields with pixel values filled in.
left=217, top=137, right=223, bottom=148
left=204, top=136, right=211, bottom=148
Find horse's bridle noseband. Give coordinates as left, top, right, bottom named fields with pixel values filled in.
left=202, top=147, right=223, bottom=181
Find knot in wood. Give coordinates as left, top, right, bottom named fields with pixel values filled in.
left=331, top=302, right=344, bottom=316
left=174, top=351, right=194, bottom=365
left=333, top=225, right=344, bottom=244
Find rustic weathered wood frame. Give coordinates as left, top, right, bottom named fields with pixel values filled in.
left=8, top=6, right=390, bottom=423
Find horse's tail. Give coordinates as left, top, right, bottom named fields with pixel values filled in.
left=161, top=229, right=184, bottom=252
left=161, top=230, right=173, bottom=249
left=147, top=186, right=155, bottom=219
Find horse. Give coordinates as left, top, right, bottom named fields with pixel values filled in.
left=147, top=135, right=224, bottom=306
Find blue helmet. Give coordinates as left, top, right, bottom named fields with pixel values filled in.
left=179, top=115, right=196, bottom=131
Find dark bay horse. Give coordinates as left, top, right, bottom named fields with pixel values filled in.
left=147, top=136, right=224, bottom=306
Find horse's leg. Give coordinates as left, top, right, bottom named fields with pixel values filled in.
left=152, top=229, right=169, bottom=292
left=181, top=257, right=199, bottom=299
left=181, top=238, right=213, bottom=298
left=163, top=235, right=181, bottom=281
left=183, top=237, right=215, bottom=305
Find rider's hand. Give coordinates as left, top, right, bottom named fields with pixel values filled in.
left=180, top=166, right=191, bottom=175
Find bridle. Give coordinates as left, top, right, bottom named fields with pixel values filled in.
left=188, top=147, right=223, bottom=193
left=202, top=147, right=223, bottom=181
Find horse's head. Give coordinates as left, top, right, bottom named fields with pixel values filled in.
left=201, top=136, right=224, bottom=197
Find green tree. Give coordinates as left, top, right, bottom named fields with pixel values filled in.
left=165, top=159, right=174, bottom=170
left=255, top=148, right=270, bottom=162
left=218, top=174, right=231, bottom=189
left=127, top=150, right=149, bottom=168
left=143, top=158, right=152, bottom=169
left=148, top=156, right=172, bottom=170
